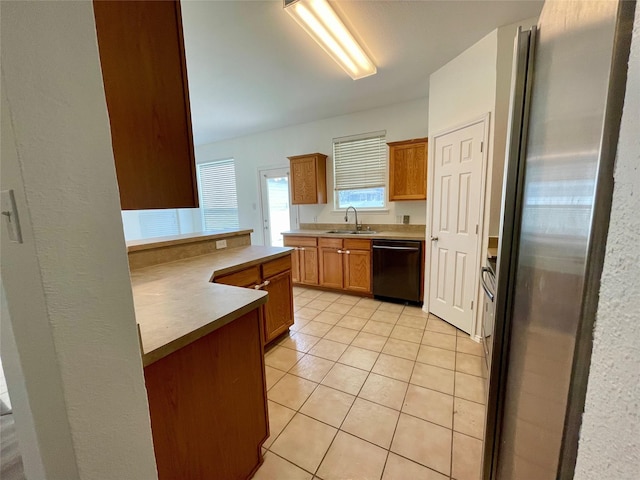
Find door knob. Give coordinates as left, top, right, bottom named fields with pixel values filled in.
left=430, top=236, right=439, bottom=241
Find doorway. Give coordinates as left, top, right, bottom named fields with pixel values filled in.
left=428, top=117, right=488, bottom=334
left=259, top=167, right=297, bottom=247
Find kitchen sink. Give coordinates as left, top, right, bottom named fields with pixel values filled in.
left=325, top=230, right=378, bottom=235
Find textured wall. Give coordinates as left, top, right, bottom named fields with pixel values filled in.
left=574, top=6, right=640, bottom=479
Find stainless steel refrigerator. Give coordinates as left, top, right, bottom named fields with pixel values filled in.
left=483, top=1, right=636, bottom=479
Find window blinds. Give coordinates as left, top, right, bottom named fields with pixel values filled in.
left=333, top=131, right=386, bottom=191
left=197, top=159, right=239, bottom=230
left=139, top=210, right=180, bottom=238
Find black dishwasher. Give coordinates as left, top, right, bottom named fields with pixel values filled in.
left=372, top=239, right=422, bottom=304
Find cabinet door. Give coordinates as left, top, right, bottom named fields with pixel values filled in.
left=290, top=248, right=301, bottom=283
left=344, top=249, right=371, bottom=293
left=94, top=0, right=198, bottom=210
left=299, top=247, right=319, bottom=285
left=319, top=248, right=344, bottom=289
left=262, top=270, right=294, bottom=344
left=389, top=139, right=428, bottom=201
left=290, top=157, right=318, bottom=204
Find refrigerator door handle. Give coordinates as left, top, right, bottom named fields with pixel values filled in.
left=481, top=267, right=495, bottom=302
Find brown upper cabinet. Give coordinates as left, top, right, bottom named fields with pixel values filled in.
left=288, top=153, right=328, bottom=205
left=388, top=138, right=428, bottom=201
left=93, top=0, right=198, bottom=210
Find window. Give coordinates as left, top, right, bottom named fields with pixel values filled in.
left=197, top=159, right=239, bottom=230
left=138, top=210, right=180, bottom=238
left=333, top=131, right=386, bottom=209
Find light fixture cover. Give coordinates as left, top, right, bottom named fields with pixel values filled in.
left=284, top=0, right=376, bottom=80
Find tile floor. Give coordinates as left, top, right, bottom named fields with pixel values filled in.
left=255, top=287, right=487, bottom=480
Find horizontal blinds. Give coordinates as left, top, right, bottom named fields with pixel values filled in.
left=198, top=159, right=240, bottom=230
left=334, top=133, right=386, bottom=191
left=139, top=210, right=179, bottom=238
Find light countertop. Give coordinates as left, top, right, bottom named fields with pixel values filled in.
left=132, top=245, right=292, bottom=365
left=127, top=229, right=253, bottom=252
left=282, top=229, right=425, bottom=241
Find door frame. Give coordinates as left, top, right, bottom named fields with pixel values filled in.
left=257, top=166, right=298, bottom=246
left=424, top=113, right=491, bottom=341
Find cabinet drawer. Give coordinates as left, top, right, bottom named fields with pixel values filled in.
left=283, top=236, right=318, bottom=247
left=214, top=266, right=260, bottom=288
left=319, top=238, right=343, bottom=248
left=262, top=255, right=292, bottom=278
left=344, top=239, right=371, bottom=251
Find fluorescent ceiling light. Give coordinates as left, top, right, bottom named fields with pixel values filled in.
left=284, top=0, right=377, bottom=80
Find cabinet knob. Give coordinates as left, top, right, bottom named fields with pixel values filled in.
left=337, top=249, right=343, bottom=254
left=299, top=247, right=305, bottom=251
left=345, top=250, right=351, bottom=254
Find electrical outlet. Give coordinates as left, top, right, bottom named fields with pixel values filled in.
left=313, top=216, right=318, bottom=223
left=216, top=240, right=227, bottom=249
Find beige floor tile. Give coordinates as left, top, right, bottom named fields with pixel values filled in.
left=263, top=400, right=296, bottom=448
left=402, top=306, right=429, bottom=318
left=267, top=374, right=318, bottom=410
left=299, top=385, right=355, bottom=428
left=298, top=321, right=333, bottom=338
left=279, top=332, right=322, bottom=353
left=391, top=413, right=452, bottom=476
left=390, top=325, right=424, bottom=343
left=371, top=354, right=415, bottom=382
left=254, top=451, right=313, bottom=480
left=270, top=413, right=337, bottom=473
left=359, top=373, right=408, bottom=410
left=335, top=294, right=360, bottom=305
left=306, top=299, right=332, bottom=311
left=336, top=315, right=368, bottom=331
left=317, top=291, right=342, bottom=302
left=377, top=302, right=404, bottom=313
left=313, top=311, right=344, bottom=326
left=341, top=398, right=399, bottom=448
left=411, top=362, right=455, bottom=395
left=323, top=325, right=359, bottom=344
left=426, top=317, right=457, bottom=335
left=308, top=338, right=348, bottom=361
left=296, top=307, right=322, bottom=320
left=265, top=365, right=287, bottom=390
left=456, top=352, right=486, bottom=377
left=316, top=431, right=388, bottom=480
left=422, top=331, right=457, bottom=351
left=454, top=397, right=486, bottom=439
left=338, top=346, right=379, bottom=371
left=352, top=331, right=388, bottom=352
left=299, top=290, right=323, bottom=299
left=456, top=337, right=485, bottom=356
left=382, top=453, right=449, bottom=480
left=294, top=296, right=313, bottom=309
left=265, top=346, right=306, bottom=371
left=347, top=305, right=376, bottom=319
left=325, top=302, right=353, bottom=315
left=397, top=314, right=428, bottom=330
left=417, top=345, right=456, bottom=370
left=289, top=355, right=335, bottom=383
left=290, top=316, right=312, bottom=332
left=321, top=363, right=369, bottom=395
left=370, top=309, right=401, bottom=324
left=454, top=372, right=486, bottom=404
left=452, top=432, right=483, bottom=480
left=402, top=384, right=453, bottom=429
left=362, top=319, right=394, bottom=337
left=356, top=297, right=382, bottom=309
left=382, top=338, right=420, bottom=360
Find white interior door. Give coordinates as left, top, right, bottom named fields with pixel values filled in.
left=429, top=121, right=486, bottom=333
left=259, top=167, right=297, bottom=246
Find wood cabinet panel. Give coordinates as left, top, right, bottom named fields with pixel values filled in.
left=284, top=236, right=318, bottom=248
left=93, top=0, right=198, bottom=210
left=344, top=249, right=371, bottom=293
left=319, top=237, right=343, bottom=249
left=263, top=271, right=294, bottom=343
left=290, top=248, right=301, bottom=283
left=300, top=247, right=319, bottom=285
left=319, top=248, right=344, bottom=290
left=289, top=153, right=327, bottom=204
left=215, top=266, right=260, bottom=288
left=388, top=138, right=428, bottom=201
left=344, top=238, right=372, bottom=251
left=262, top=255, right=292, bottom=278
left=144, top=309, right=267, bottom=480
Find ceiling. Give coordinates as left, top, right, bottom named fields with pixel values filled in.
left=181, top=0, right=543, bottom=145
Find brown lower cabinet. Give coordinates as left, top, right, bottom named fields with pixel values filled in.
left=144, top=308, right=268, bottom=480
left=319, top=238, right=372, bottom=293
left=284, top=236, right=319, bottom=285
left=214, top=254, right=294, bottom=344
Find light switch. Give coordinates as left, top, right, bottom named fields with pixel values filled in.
left=1, top=189, right=23, bottom=244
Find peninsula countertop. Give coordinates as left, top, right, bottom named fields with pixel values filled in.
left=132, top=245, right=292, bottom=365
left=282, top=229, right=425, bottom=241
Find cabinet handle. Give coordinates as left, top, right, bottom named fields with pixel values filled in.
left=299, top=247, right=305, bottom=251
left=337, top=249, right=343, bottom=254
left=345, top=250, right=350, bottom=254
left=253, top=280, right=271, bottom=290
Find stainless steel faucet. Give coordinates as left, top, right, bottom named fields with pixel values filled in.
left=344, top=206, right=361, bottom=231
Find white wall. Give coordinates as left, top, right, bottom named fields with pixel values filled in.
left=1, top=2, right=158, bottom=479
left=196, top=98, right=429, bottom=245
left=574, top=6, right=640, bottom=479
